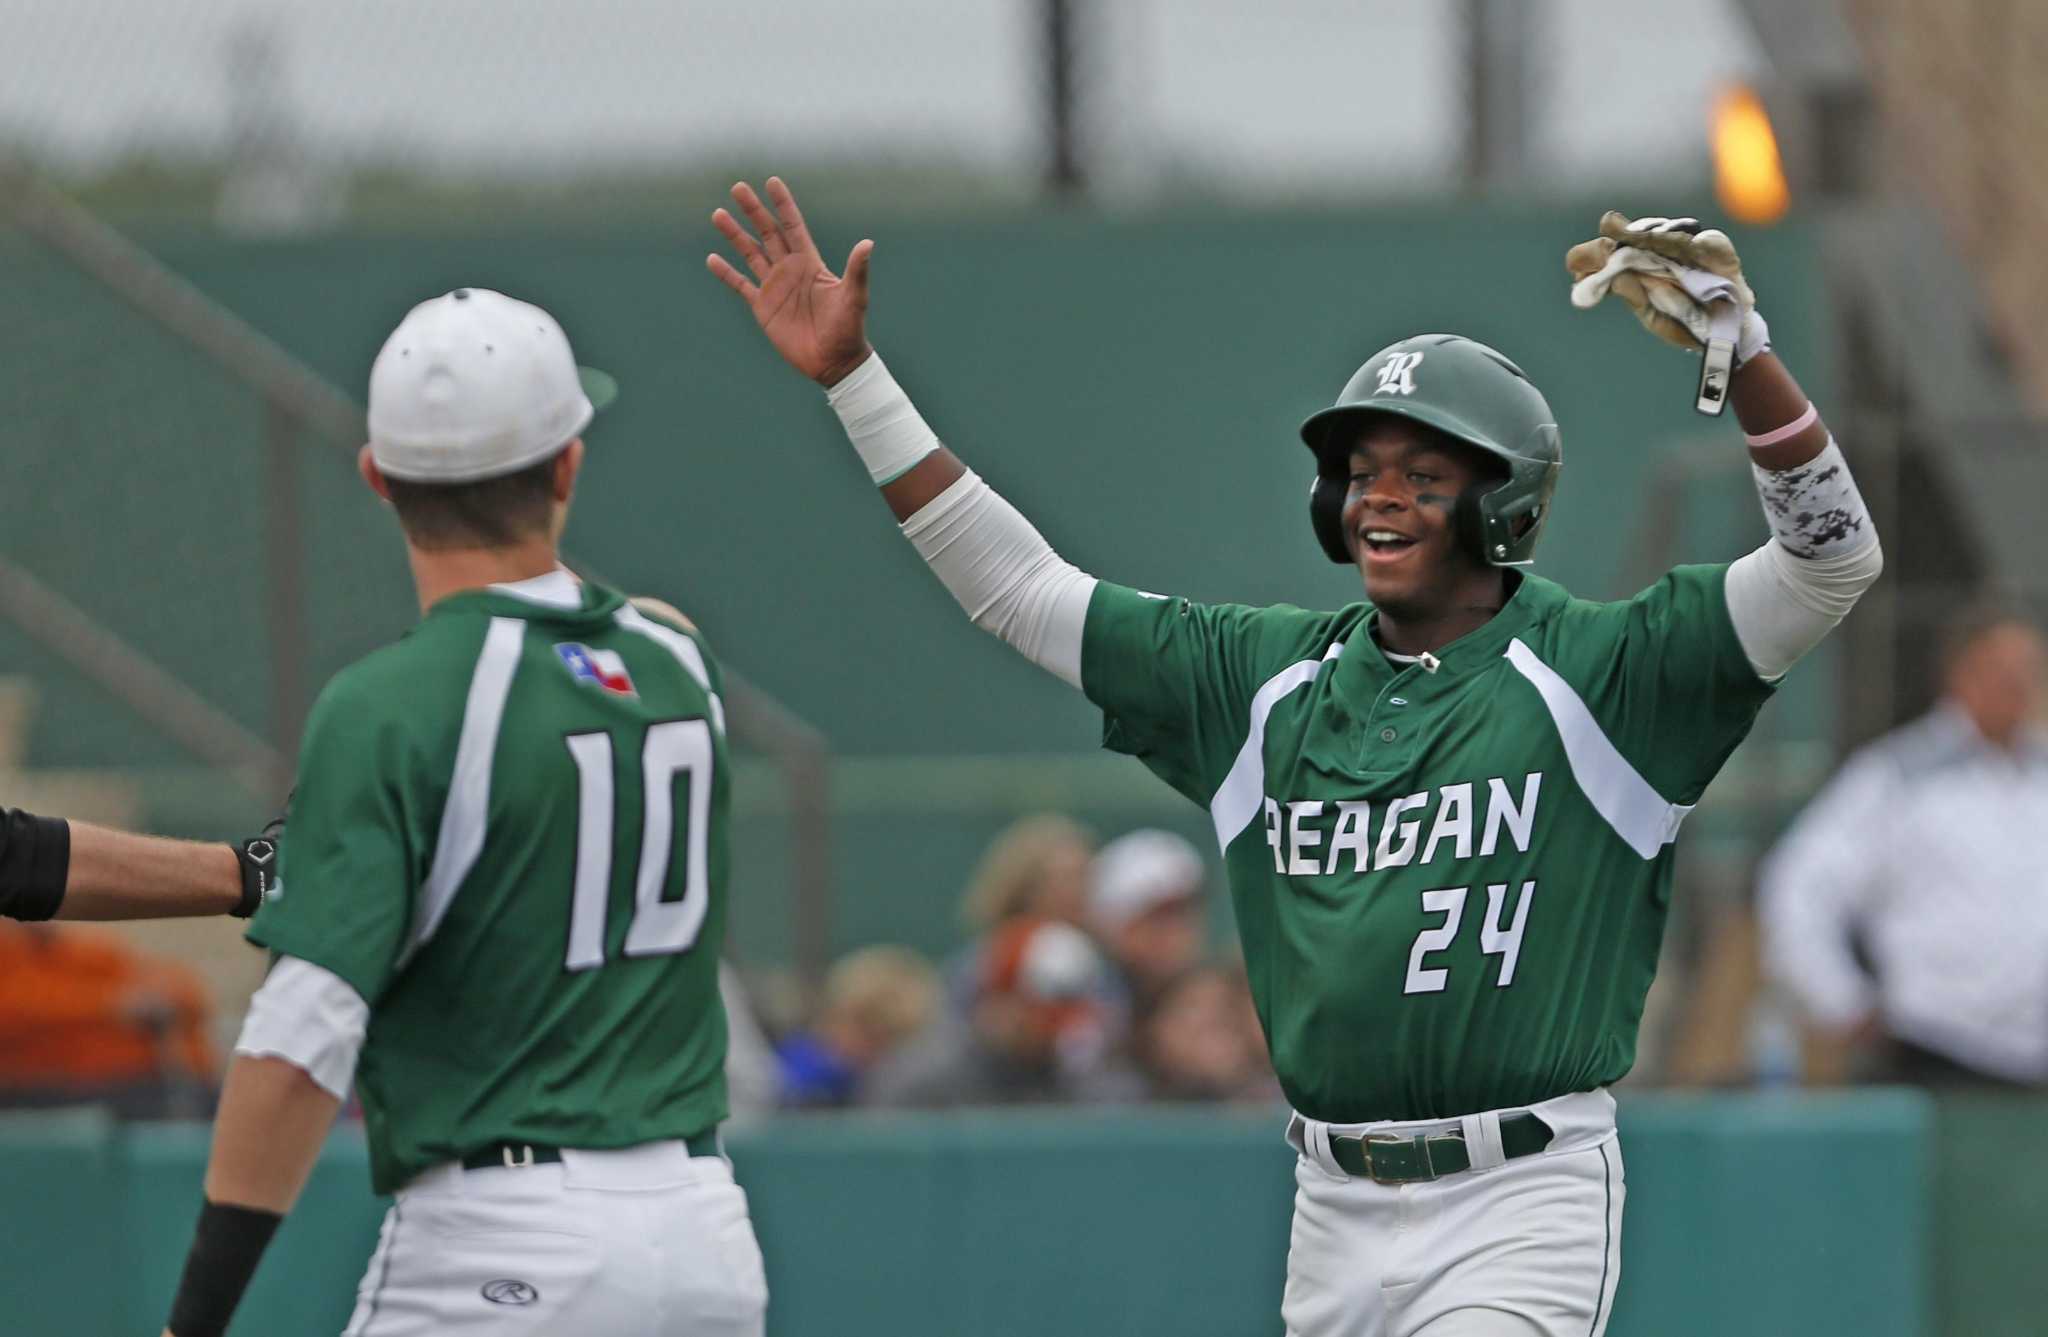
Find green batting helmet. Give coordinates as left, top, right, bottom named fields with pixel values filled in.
left=1299, top=334, right=1563, bottom=568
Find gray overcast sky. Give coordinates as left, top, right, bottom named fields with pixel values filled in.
left=0, top=0, right=1760, bottom=190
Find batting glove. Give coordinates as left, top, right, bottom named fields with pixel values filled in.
left=1565, top=213, right=1771, bottom=416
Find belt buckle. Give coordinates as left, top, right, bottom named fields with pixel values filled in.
left=1359, top=1132, right=1425, bottom=1184
left=501, top=1144, right=536, bottom=1169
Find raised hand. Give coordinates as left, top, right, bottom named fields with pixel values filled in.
left=707, top=178, right=875, bottom=387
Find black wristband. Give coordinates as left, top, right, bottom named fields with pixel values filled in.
left=0, top=807, right=70, bottom=921
left=231, top=835, right=279, bottom=919
left=167, top=1198, right=283, bottom=1337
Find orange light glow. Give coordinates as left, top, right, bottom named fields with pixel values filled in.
left=1711, top=85, right=1791, bottom=225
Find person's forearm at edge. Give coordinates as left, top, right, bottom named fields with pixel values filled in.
left=162, top=1055, right=339, bottom=1337
left=64, top=822, right=242, bottom=919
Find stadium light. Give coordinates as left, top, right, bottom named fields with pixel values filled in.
left=1711, top=85, right=1791, bottom=225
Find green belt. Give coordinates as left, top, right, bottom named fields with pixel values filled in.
left=1327, top=1112, right=1553, bottom=1184
left=460, top=1130, right=721, bottom=1172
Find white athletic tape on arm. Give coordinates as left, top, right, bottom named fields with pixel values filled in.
left=234, top=956, right=369, bottom=1100
left=900, top=471, right=1096, bottom=689
left=825, top=352, right=942, bottom=485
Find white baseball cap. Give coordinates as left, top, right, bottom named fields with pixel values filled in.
left=367, top=287, right=618, bottom=483
left=1089, top=830, right=1205, bottom=931
left=993, top=920, right=1106, bottom=1001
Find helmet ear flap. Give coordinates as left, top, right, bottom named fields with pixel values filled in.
left=1309, top=472, right=1351, bottom=564
left=1451, top=484, right=1492, bottom=565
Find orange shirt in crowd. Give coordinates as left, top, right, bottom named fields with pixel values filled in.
left=0, top=923, right=216, bottom=1091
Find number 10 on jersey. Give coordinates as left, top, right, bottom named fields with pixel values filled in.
left=562, top=719, right=714, bottom=971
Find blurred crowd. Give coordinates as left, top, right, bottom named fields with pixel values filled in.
left=756, top=819, right=1279, bottom=1113
left=3, top=604, right=2044, bottom=1120
left=0, top=921, right=217, bottom=1118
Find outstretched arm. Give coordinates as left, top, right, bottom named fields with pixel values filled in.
left=1566, top=214, right=1881, bottom=680
left=707, top=179, right=1098, bottom=687
left=1, top=807, right=274, bottom=921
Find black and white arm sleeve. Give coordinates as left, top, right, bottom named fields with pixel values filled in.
left=1724, top=438, right=1883, bottom=681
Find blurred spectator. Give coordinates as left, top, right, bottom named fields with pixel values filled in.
left=960, top=813, right=1096, bottom=930
left=1134, top=961, right=1279, bottom=1105
left=944, top=814, right=1096, bottom=1015
left=1760, top=608, right=2048, bottom=1087
left=1088, top=829, right=1208, bottom=1005
left=777, top=946, right=940, bottom=1109
left=0, top=922, right=217, bottom=1118
left=865, top=918, right=1134, bottom=1108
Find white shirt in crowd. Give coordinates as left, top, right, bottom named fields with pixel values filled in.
left=1760, top=704, right=2048, bottom=1083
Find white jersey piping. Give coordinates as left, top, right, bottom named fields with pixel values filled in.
left=401, top=615, right=525, bottom=966
left=1503, top=638, right=1690, bottom=859
left=616, top=604, right=727, bottom=734
left=1209, top=641, right=1346, bottom=850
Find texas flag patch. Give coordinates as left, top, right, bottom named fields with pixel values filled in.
left=556, top=642, right=637, bottom=698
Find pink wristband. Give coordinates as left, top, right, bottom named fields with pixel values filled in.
left=1744, top=402, right=1818, bottom=448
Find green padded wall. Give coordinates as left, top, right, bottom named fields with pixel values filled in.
left=0, top=1091, right=1928, bottom=1336
left=1928, top=1094, right=2048, bottom=1337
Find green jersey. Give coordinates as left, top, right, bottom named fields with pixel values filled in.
left=1082, top=567, right=1772, bottom=1123
left=250, top=576, right=732, bottom=1194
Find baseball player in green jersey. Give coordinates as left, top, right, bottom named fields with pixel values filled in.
left=709, top=182, right=1883, bottom=1336
left=160, top=288, right=767, bottom=1337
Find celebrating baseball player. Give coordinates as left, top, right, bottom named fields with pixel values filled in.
left=709, top=182, right=1881, bottom=1336
left=159, top=289, right=766, bottom=1337
left=0, top=806, right=277, bottom=922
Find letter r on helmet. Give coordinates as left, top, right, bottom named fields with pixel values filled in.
left=1375, top=352, right=1424, bottom=396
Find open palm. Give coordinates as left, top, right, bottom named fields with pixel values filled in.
left=707, top=178, right=875, bottom=386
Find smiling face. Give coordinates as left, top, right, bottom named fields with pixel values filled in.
left=1338, top=416, right=1505, bottom=620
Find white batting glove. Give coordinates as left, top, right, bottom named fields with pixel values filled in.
left=1565, top=213, right=1771, bottom=415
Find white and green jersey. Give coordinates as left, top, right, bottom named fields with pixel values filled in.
left=1082, top=567, right=1773, bottom=1123
left=249, top=575, right=732, bottom=1194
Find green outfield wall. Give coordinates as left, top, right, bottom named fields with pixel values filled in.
left=0, top=208, right=1836, bottom=963
left=0, top=1090, right=1936, bottom=1337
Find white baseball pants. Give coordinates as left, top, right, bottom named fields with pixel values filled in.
left=339, top=1139, right=768, bottom=1336
left=1281, top=1089, right=1624, bottom=1337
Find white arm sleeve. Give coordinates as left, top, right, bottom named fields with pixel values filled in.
left=233, top=955, right=369, bottom=1100
left=1757, top=753, right=1893, bottom=1028
left=824, top=354, right=1099, bottom=690
left=1725, top=437, right=1883, bottom=680
left=898, top=471, right=1099, bottom=690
